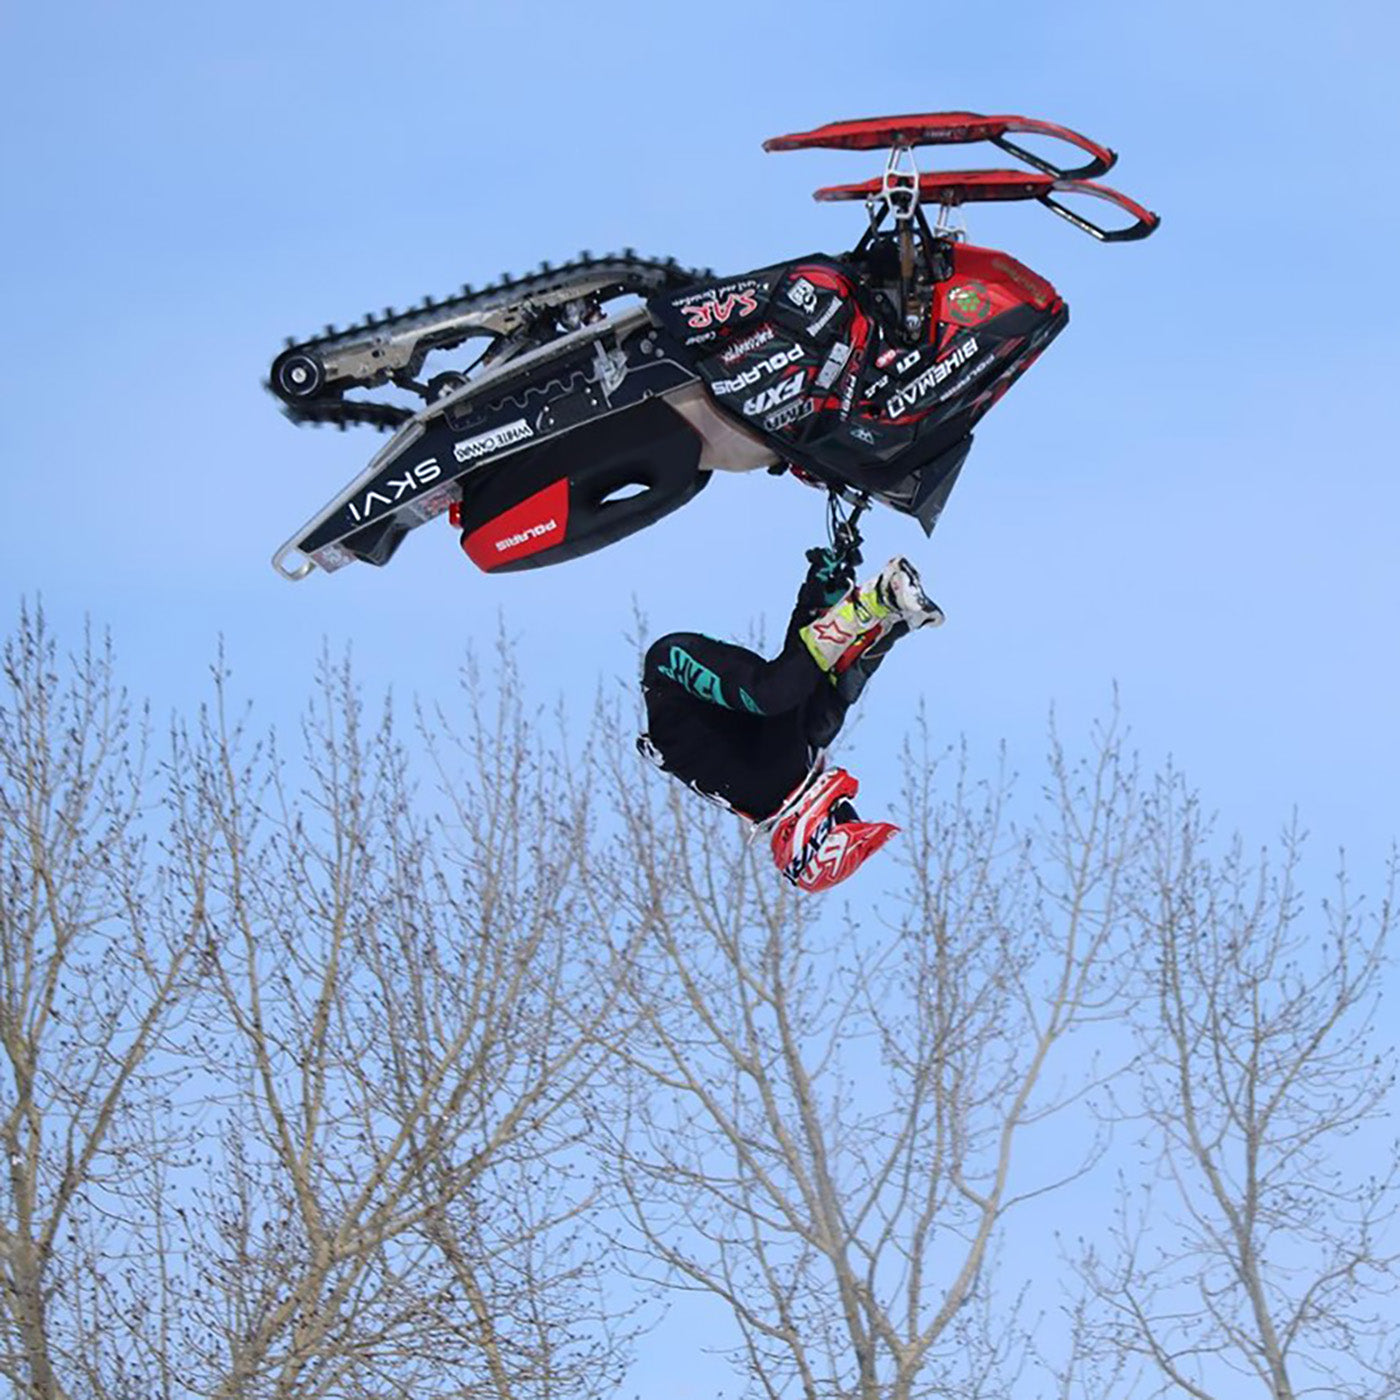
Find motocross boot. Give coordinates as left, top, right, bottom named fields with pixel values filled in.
left=800, top=557, right=942, bottom=674
left=877, top=557, right=945, bottom=629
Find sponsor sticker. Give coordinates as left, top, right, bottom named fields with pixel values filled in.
left=311, top=541, right=356, bottom=572
left=495, top=518, right=558, bottom=553
left=947, top=281, right=993, bottom=325
left=462, top=477, right=570, bottom=571
left=991, top=255, right=1054, bottom=307
left=815, top=341, right=852, bottom=392
left=678, top=279, right=763, bottom=331
left=404, top=483, right=456, bottom=525
left=763, top=398, right=816, bottom=433
left=743, top=373, right=804, bottom=418
left=934, top=355, right=997, bottom=403
left=453, top=419, right=535, bottom=464
left=786, top=277, right=819, bottom=315
left=885, top=336, right=981, bottom=418
left=839, top=361, right=858, bottom=416
left=676, top=276, right=762, bottom=307
left=718, top=324, right=776, bottom=365
left=346, top=456, right=443, bottom=523
left=807, top=296, right=841, bottom=337
left=711, top=345, right=804, bottom=396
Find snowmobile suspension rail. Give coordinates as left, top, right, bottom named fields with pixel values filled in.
left=267, top=251, right=711, bottom=433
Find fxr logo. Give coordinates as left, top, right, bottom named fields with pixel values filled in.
left=347, top=458, right=441, bottom=523
left=684, top=290, right=760, bottom=330
left=743, top=373, right=804, bottom=418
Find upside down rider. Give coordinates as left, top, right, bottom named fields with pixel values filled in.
left=639, top=533, right=943, bottom=892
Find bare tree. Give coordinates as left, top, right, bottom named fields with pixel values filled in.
left=11, top=600, right=1396, bottom=1400
left=597, top=708, right=1145, bottom=1400
left=170, top=648, right=638, bottom=1400
left=0, top=604, right=209, bottom=1400
left=1068, top=773, right=1399, bottom=1399
left=1, top=617, right=639, bottom=1400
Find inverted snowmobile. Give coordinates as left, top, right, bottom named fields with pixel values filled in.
left=267, top=112, right=1158, bottom=580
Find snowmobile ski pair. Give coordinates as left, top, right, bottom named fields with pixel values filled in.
left=267, top=110, right=1158, bottom=582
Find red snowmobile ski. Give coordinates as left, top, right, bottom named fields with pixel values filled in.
left=267, top=112, right=1158, bottom=581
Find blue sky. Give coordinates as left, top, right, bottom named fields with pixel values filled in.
left=5, top=0, right=1396, bottom=872
left=2, top=0, right=1398, bottom=1384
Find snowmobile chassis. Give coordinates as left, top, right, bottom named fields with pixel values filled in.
left=268, top=111, right=1158, bottom=581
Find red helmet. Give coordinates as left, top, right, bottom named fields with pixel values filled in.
left=769, top=767, right=898, bottom=893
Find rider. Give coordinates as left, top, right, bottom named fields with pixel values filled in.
left=638, top=525, right=943, bottom=892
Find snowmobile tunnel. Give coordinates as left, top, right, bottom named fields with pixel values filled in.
left=454, top=397, right=709, bottom=573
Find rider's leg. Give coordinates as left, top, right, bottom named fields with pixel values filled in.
left=639, top=672, right=815, bottom=820
left=643, top=631, right=823, bottom=717
left=801, top=615, right=914, bottom=754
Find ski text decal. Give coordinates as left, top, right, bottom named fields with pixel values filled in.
left=346, top=457, right=442, bottom=524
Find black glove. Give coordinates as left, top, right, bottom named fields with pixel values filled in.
left=805, top=545, right=857, bottom=604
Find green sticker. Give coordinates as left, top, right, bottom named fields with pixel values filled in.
left=947, top=281, right=993, bottom=325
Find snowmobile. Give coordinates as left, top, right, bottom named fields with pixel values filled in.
left=267, top=112, right=1158, bottom=581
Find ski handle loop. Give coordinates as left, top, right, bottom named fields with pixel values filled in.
left=988, top=117, right=1115, bottom=181
left=1037, top=179, right=1160, bottom=243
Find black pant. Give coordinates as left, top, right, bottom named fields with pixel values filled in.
left=639, top=551, right=910, bottom=821
left=641, top=630, right=840, bottom=820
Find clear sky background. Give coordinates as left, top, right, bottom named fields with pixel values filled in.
left=3, top=0, right=1398, bottom=1387
left=5, top=0, right=1398, bottom=872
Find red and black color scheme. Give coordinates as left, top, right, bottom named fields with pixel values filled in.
left=268, top=110, right=1158, bottom=582
left=449, top=397, right=706, bottom=573
left=812, top=169, right=1158, bottom=243
left=762, top=111, right=1117, bottom=179
left=647, top=242, right=1067, bottom=534
left=768, top=767, right=899, bottom=894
